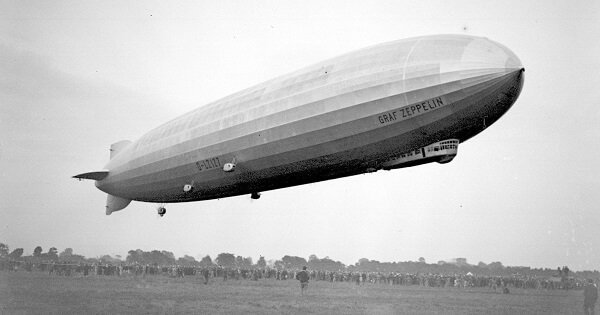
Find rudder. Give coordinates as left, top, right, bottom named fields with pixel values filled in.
left=106, top=194, right=132, bottom=215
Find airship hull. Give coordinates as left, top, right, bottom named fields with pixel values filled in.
left=79, top=34, right=524, bottom=212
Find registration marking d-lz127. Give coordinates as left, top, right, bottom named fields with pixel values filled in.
left=195, top=157, right=221, bottom=172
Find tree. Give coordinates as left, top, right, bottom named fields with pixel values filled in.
left=127, top=249, right=144, bottom=264
left=273, top=260, right=284, bottom=270
left=8, top=248, right=24, bottom=259
left=257, top=256, right=266, bottom=269
left=161, top=251, right=176, bottom=264
left=0, top=243, right=8, bottom=258
left=418, top=257, right=426, bottom=264
left=59, top=248, right=74, bottom=260
left=216, top=253, right=236, bottom=268
left=281, top=255, right=307, bottom=270
left=200, top=255, right=213, bottom=267
left=236, top=256, right=244, bottom=268
left=124, top=249, right=178, bottom=265
left=145, top=250, right=176, bottom=265
left=47, top=247, right=59, bottom=261
left=177, top=255, right=198, bottom=266
left=33, top=246, right=43, bottom=257
left=488, top=261, right=504, bottom=270
left=241, top=257, right=253, bottom=268
left=307, top=256, right=345, bottom=271
left=234, top=256, right=253, bottom=269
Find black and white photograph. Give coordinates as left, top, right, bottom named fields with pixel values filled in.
left=1, top=0, right=599, bottom=313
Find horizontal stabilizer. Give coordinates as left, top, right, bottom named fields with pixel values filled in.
left=106, top=194, right=132, bottom=215
left=73, top=171, right=109, bottom=181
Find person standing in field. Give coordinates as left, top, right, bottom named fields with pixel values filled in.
left=296, top=266, right=310, bottom=296
left=201, top=267, right=210, bottom=284
left=584, top=279, right=598, bottom=315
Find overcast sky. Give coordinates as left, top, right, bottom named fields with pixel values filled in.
left=2, top=0, right=599, bottom=270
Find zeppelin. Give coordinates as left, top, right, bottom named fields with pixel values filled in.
left=74, top=34, right=525, bottom=216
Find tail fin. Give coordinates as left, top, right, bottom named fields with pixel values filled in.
left=73, top=140, right=129, bottom=180
left=73, top=171, right=109, bottom=181
left=106, top=194, right=132, bottom=215
left=74, top=140, right=133, bottom=215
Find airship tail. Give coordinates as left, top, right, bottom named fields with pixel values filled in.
left=74, top=140, right=133, bottom=215
left=104, top=140, right=133, bottom=215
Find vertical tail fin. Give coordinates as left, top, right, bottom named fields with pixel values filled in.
left=106, top=194, right=132, bottom=215
left=107, top=140, right=133, bottom=214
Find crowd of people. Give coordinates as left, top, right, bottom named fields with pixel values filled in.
left=0, top=258, right=588, bottom=292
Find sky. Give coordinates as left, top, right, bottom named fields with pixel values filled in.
left=1, top=0, right=599, bottom=271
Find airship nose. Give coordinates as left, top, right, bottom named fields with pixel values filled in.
left=457, top=36, right=525, bottom=108
left=461, top=36, right=523, bottom=70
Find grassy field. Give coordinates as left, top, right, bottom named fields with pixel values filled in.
left=0, top=271, right=585, bottom=314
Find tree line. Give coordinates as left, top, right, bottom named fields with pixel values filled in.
left=1, top=242, right=597, bottom=279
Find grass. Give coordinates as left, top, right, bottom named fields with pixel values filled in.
left=0, top=271, right=584, bottom=314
